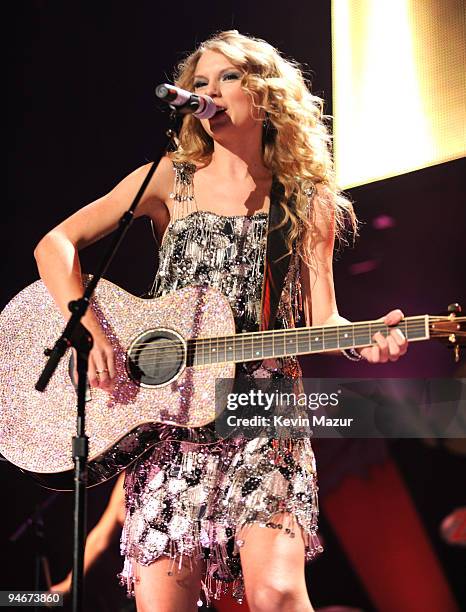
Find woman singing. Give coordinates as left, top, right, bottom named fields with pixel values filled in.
left=34, top=30, right=408, bottom=612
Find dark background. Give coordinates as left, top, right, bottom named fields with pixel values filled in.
left=4, top=1, right=465, bottom=610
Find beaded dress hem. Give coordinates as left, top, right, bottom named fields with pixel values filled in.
left=119, top=433, right=322, bottom=605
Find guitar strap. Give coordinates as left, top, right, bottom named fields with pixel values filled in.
left=260, top=178, right=294, bottom=332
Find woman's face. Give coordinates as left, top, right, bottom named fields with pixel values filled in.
left=193, top=50, right=262, bottom=139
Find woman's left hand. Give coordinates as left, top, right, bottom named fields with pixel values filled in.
left=359, top=309, right=408, bottom=363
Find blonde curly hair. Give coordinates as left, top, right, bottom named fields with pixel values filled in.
left=171, top=30, right=357, bottom=264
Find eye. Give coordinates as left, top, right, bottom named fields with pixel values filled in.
left=193, top=80, right=207, bottom=89
left=222, top=72, right=241, bottom=81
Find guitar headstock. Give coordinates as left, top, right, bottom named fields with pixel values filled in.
left=429, top=303, right=465, bottom=362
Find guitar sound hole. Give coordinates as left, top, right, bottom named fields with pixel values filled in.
left=68, top=352, right=92, bottom=401
left=126, top=329, right=185, bottom=387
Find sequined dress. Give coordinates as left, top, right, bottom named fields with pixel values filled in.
left=120, top=162, right=322, bottom=604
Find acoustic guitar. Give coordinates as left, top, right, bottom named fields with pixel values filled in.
left=0, top=278, right=463, bottom=489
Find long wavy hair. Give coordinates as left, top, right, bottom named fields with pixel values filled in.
left=171, top=30, right=357, bottom=264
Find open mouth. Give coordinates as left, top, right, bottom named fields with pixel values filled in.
left=214, top=107, right=227, bottom=115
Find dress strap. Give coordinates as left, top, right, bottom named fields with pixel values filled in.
left=169, top=161, right=198, bottom=222
left=262, top=182, right=317, bottom=330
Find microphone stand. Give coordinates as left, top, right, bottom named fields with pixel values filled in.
left=35, top=159, right=159, bottom=612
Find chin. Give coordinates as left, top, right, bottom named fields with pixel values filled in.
left=207, top=123, right=234, bottom=139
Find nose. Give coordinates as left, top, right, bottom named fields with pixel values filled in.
left=204, top=79, right=221, bottom=99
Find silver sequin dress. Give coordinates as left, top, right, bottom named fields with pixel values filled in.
left=120, top=162, right=322, bottom=604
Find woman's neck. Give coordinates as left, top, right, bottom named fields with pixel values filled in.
left=208, top=139, right=270, bottom=181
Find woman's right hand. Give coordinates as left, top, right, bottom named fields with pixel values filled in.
left=71, top=322, right=116, bottom=391
left=86, top=324, right=116, bottom=390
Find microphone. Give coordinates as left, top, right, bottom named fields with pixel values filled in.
left=155, top=83, right=217, bottom=119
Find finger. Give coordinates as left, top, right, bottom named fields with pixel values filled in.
left=88, top=355, right=101, bottom=388
left=359, top=347, right=371, bottom=362
left=89, top=348, right=115, bottom=390
left=387, top=334, right=401, bottom=361
left=94, top=360, right=112, bottom=389
left=365, top=344, right=379, bottom=363
left=90, top=352, right=111, bottom=388
left=96, top=350, right=116, bottom=390
left=363, top=347, right=376, bottom=363
left=383, top=309, right=404, bottom=326
left=373, top=331, right=389, bottom=363
left=390, top=328, right=408, bottom=355
left=104, top=346, right=117, bottom=380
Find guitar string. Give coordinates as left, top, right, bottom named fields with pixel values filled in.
left=121, top=327, right=430, bottom=357
left=117, top=322, right=442, bottom=367
left=114, top=318, right=455, bottom=356
left=114, top=322, right=462, bottom=363
left=120, top=315, right=448, bottom=348
left=125, top=324, right=432, bottom=353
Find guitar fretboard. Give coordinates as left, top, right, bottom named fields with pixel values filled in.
left=190, top=316, right=429, bottom=366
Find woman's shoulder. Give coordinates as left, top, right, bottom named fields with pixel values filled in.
left=137, top=155, right=201, bottom=201
left=167, top=156, right=211, bottom=194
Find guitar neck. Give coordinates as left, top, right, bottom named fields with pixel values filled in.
left=191, top=315, right=430, bottom=365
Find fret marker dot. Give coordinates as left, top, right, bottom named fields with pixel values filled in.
left=315, top=337, right=319, bottom=341
left=344, top=333, right=348, bottom=338
left=212, top=348, right=216, bottom=352
left=256, top=351, right=260, bottom=355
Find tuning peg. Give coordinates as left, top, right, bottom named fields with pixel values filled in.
left=447, top=303, right=462, bottom=314
left=444, top=304, right=464, bottom=363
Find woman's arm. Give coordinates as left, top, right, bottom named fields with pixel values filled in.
left=34, top=156, right=173, bottom=388
left=300, top=185, right=339, bottom=328
left=300, top=186, right=408, bottom=363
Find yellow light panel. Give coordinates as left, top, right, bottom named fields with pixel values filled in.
left=332, top=0, right=466, bottom=188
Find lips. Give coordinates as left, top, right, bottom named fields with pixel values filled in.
left=208, top=107, right=228, bottom=125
